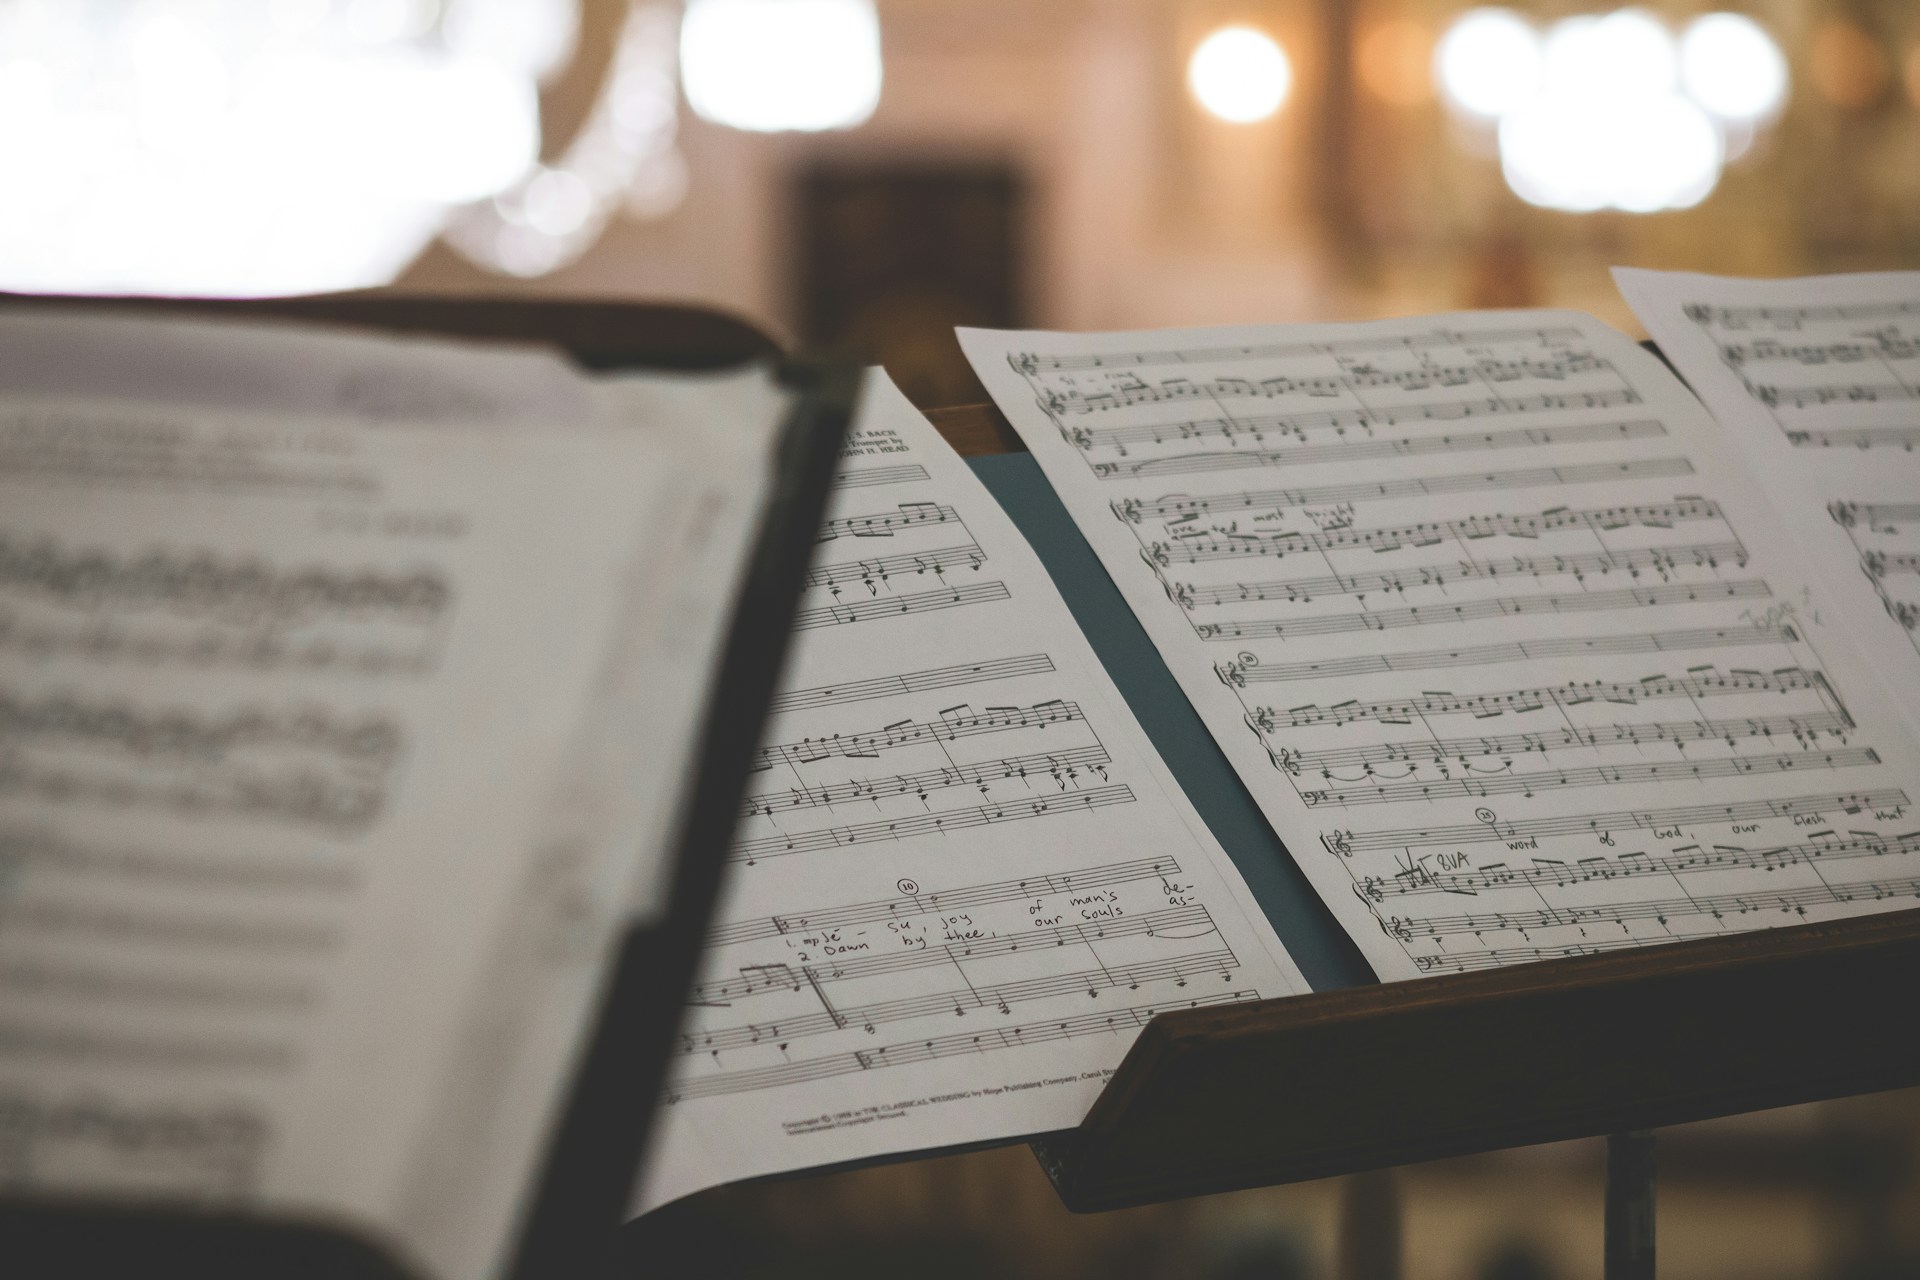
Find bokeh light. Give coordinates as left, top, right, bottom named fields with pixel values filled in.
left=1436, top=7, right=1786, bottom=215
left=1502, top=89, right=1721, bottom=213
left=1434, top=8, right=1541, bottom=119
left=1680, top=13, right=1789, bottom=122
left=0, top=0, right=587, bottom=296
left=680, top=0, right=882, bottom=133
left=1188, top=26, right=1292, bottom=124
left=1357, top=18, right=1433, bottom=108
left=1809, top=19, right=1889, bottom=110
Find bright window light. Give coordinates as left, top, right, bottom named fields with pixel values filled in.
left=1680, top=12, right=1788, bottom=122
left=1434, top=7, right=1541, bottom=119
left=0, top=0, right=568, bottom=296
left=1542, top=8, right=1676, bottom=101
left=679, top=0, right=881, bottom=133
left=1188, top=26, right=1292, bottom=124
left=1439, top=6, right=1788, bottom=215
left=1502, top=89, right=1721, bottom=213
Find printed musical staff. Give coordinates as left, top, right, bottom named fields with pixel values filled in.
left=1068, top=388, right=1640, bottom=451
left=1785, top=427, right=1920, bottom=451
left=1360, top=829, right=1920, bottom=903
left=1288, top=710, right=1853, bottom=777
left=698, top=905, right=1221, bottom=1005
left=1191, top=579, right=1772, bottom=642
left=1091, top=419, right=1668, bottom=480
left=1262, top=668, right=1837, bottom=731
left=730, top=784, right=1136, bottom=863
left=768, top=654, right=1056, bottom=715
left=804, top=542, right=986, bottom=592
left=706, top=856, right=1182, bottom=948
left=1410, top=940, right=1645, bottom=973
left=791, top=580, right=1011, bottom=631
left=1755, top=381, right=1920, bottom=411
left=1010, top=325, right=1587, bottom=373
left=666, top=992, right=1254, bottom=1103
left=1296, top=748, right=1879, bottom=809
left=1215, top=625, right=1799, bottom=685
left=1389, top=875, right=1920, bottom=945
left=1146, top=498, right=1727, bottom=567
left=1113, top=457, right=1695, bottom=523
left=741, top=744, right=1113, bottom=818
left=697, top=904, right=1216, bottom=997
left=819, top=502, right=959, bottom=540
left=1687, top=300, right=1920, bottom=328
left=686, top=947, right=1239, bottom=1056
left=0, top=534, right=450, bottom=624
left=834, top=463, right=931, bottom=489
left=754, top=700, right=1086, bottom=772
left=0, top=533, right=451, bottom=673
left=1172, top=541, right=1744, bottom=610
left=1325, top=789, right=1909, bottom=856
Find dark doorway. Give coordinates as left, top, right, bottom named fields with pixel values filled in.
left=794, top=162, right=1028, bottom=408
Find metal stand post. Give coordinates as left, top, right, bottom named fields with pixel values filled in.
left=1605, top=1130, right=1657, bottom=1280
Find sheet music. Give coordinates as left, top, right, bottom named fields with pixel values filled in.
left=1617, top=269, right=1920, bottom=735
left=0, top=314, right=790, bottom=1280
left=960, top=313, right=1920, bottom=982
left=636, top=373, right=1305, bottom=1211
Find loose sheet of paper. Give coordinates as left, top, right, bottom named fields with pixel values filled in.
left=960, top=313, right=1920, bottom=983
left=1617, top=268, right=1920, bottom=735
left=637, top=373, right=1305, bottom=1212
left=0, top=317, right=789, bottom=1280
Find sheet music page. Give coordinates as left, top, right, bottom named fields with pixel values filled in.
left=959, top=313, right=1920, bottom=983
left=1617, top=269, right=1920, bottom=734
left=0, top=330, right=790, bottom=1280
left=636, top=373, right=1305, bottom=1212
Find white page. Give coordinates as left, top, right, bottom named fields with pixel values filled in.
left=0, top=344, right=788, bottom=1280
left=1617, top=268, right=1920, bottom=736
left=0, top=308, right=594, bottom=427
left=960, top=314, right=1920, bottom=983
left=635, top=373, right=1306, bottom=1212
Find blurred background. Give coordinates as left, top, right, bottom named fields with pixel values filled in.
left=5, top=0, right=1918, bottom=402
left=5, top=2, right=1918, bottom=1275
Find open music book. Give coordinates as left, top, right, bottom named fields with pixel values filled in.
left=0, top=307, right=847, bottom=1280
left=636, top=273, right=1920, bottom=1213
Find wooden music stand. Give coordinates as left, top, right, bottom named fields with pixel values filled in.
left=922, top=395, right=1920, bottom=1280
